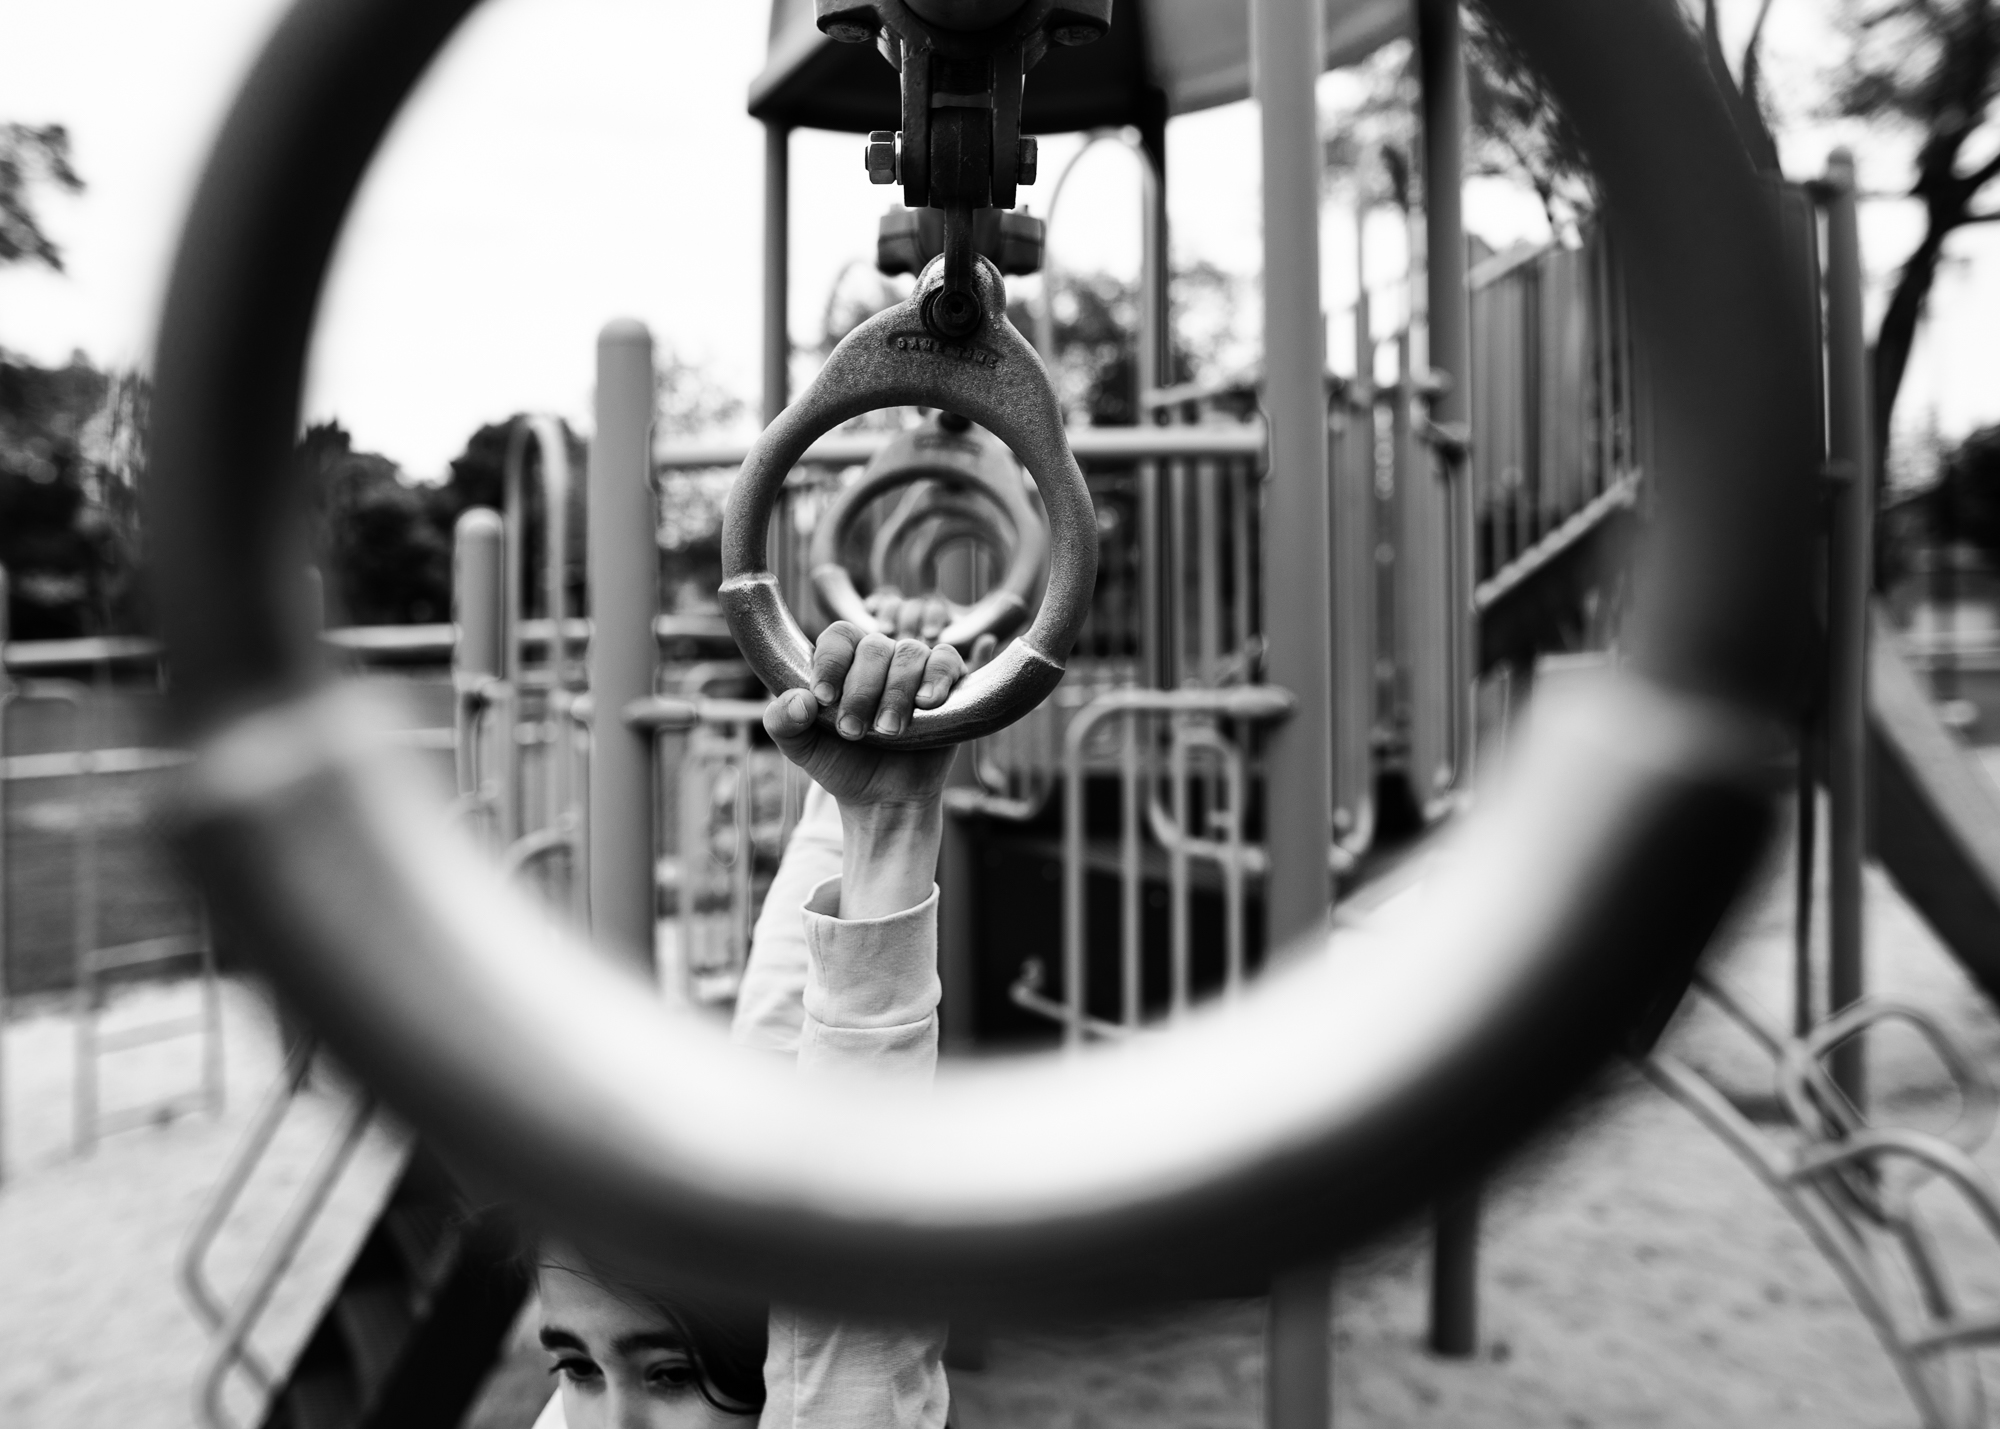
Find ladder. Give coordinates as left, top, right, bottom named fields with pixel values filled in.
left=183, top=1042, right=527, bottom=1429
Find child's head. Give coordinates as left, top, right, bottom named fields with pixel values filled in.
left=533, top=1240, right=765, bottom=1427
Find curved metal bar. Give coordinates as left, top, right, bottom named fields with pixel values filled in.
left=147, top=0, right=1815, bottom=1316
left=807, top=415, right=1047, bottom=653
left=870, top=487, right=1014, bottom=596
left=729, top=261, right=1094, bottom=750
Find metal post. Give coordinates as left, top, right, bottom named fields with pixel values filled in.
left=1253, top=0, right=1335, bottom=1421
left=1823, top=149, right=1874, bottom=1108
left=0, top=565, right=9, bottom=1183
left=1793, top=713, right=1817, bottom=1038
left=764, top=123, right=799, bottom=617
left=71, top=679, right=102, bottom=1156
left=1138, top=93, right=1170, bottom=397
left=1138, top=115, right=1169, bottom=691
left=1417, top=0, right=1481, bottom=1358
left=1267, top=1263, right=1333, bottom=1429
left=588, top=321, right=659, bottom=971
left=1421, top=0, right=1475, bottom=794
left=452, top=508, right=506, bottom=818
left=764, top=123, right=791, bottom=427
left=1332, top=202, right=1377, bottom=868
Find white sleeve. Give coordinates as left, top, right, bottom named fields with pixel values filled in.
left=731, top=781, right=844, bottom=1055
left=758, top=875, right=950, bottom=1429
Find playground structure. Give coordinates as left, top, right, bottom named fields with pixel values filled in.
left=0, top=0, right=1993, bottom=1425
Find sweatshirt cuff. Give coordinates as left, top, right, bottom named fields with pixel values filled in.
left=800, top=876, right=941, bottom=1029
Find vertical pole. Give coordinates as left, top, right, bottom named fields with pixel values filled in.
left=1138, top=105, right=1170, bottom=690
left=72, top=683, right=101, bottom=1156
left=1253, top=0, right=1334, bottom=1423
left=1823, top=149, right=1874, bottom=1107
left=1268, top=1263, right=1334, bottom=1429
left=588, top=321, right=659, bottom=972
left=764, top=124, right=798, bottom=607
left=452, top=509, right=506, bottom=809
left=501, top=427, right=529, bottom=841
left=1417, top=0, right=1481, bottom=1359
left=1137, top=92, right=1170, bottom=399
left=1332, top=201, right=1377, bottom=865
left=0, top=566, right=10, bottom=1183
left=1793, top=716, right=1818, bottom=1038
left=763, top=123, right=792, bottom=428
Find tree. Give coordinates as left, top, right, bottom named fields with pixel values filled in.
left=1826, top=0, right=2000, bottom=466
left=296, top=422, right=452, bottom=626
left=1463, top=6, right=1598, bottom=237
left=0, top=123, right=83, bottom=272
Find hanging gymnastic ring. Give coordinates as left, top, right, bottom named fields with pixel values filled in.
left=808, top=413, right=1049, bottom=655
left=872, top=495, right=1016, bottom=597
left=721, top=256, right=1093, bottom=749
left=147, top=0, right=1813, bottom=1314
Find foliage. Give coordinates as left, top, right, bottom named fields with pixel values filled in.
left=0, top=351, right=146, bottom=639
left=1321, top=2, right=1780, bottom=240
left=0, top=123, right=83, bottom=272
left=1887, top=426, right=2000, bottom=588
left=296, top=423, right=454, bottom=627
left=1462, top=7, right=1597, bottom=236
left=1825, top=0, right=2000, bottom=461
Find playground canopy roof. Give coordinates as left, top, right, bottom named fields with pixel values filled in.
left=749, top=0, right=1410, bottom=134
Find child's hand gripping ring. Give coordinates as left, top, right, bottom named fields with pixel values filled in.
left=721, top=256, right=1096, bottom=750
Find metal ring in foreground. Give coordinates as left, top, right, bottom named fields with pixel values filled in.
left=809, top=414, right=1049, bottom=654
left=146, top=0, right=1814, bottom=1314
left=721, top=256, right=1095, bottom=750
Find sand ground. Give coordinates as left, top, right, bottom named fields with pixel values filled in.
left=6, top=804, right=2000, bottom=1428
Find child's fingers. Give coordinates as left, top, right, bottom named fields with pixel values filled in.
left=874, top=638, right=932, bottom=735
left=893, top=598, right=925, bottom=639
left=969, top=632, right=998, bottom=672
left=915, top=643, right=966, bottom=708
left=762, top=687, right=821, bottom=760
left=836, top=632, right=896, bottom=739
left=921, top=597, right=949, bottom=641
left=863, top=587, right=902, bottom=628
left=809, top=622, right=864, bottom=707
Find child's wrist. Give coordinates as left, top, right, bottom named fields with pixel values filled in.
left=838, top=800, right=942, bottom=921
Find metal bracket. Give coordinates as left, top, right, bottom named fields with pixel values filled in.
left=818, top=0, right=1109, bottom=336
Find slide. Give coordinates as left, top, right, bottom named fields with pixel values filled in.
left=1867, top=605, right=2000, bottom=1006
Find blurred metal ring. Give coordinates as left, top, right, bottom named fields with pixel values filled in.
left=146, top=0, right=1814, bottom=1314
left=809, top=414, right=1049, bottom=654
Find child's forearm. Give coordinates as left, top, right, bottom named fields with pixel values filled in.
left=837, top=798, right=943, bottom=921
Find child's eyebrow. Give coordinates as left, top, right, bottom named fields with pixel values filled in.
left=539, top=1327, right=587, bottom=1352
left=613, top=1330, right=691, bottom=1356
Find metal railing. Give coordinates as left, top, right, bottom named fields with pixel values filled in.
left=1038, top=685, right=1295, bottom=1046
left=0, top=652, right=222, bottom=1170
left=1645, top=975, right=2000, bottom=1429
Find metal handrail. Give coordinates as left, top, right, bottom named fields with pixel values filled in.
left=1644, top=977, right=2000, bottom=1429
left=178, top=1037, right=320, bottom=1388
left=1061, top=685, right=1295, bottom=1047
left=194, top=1087, right=377, bottom=1429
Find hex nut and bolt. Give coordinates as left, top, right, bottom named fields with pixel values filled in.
left=1017, top=136, right=1039, bottom=186
left=866, top=131, right=900, bottom=185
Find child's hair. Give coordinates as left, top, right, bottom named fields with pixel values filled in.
left=527, top=1237, right=768, bottom=1416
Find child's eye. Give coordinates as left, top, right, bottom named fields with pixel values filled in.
left=552, top=1356, right=602, bottom=1384
left=646, top=1358, right=698, bottom=1392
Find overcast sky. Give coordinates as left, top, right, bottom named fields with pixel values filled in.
left=0, top=0, right=1994, bottom=477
